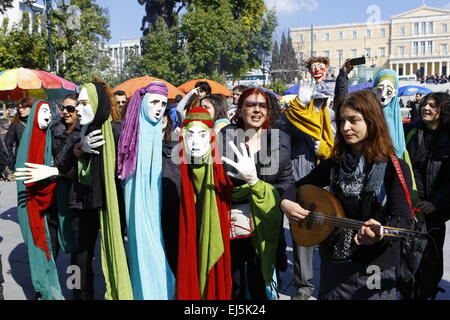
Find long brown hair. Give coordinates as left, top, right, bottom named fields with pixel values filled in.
left=12, top=97, right=34, bottom=124
left=332, top=90, right=395, bottom=163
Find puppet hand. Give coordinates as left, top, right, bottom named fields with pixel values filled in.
left=298, top=79, right=316, bottom=106
left=221, top=141, right=258, bottom=186
left=80, top=129, right=105, bottom=155
left=14, top=162, right=59, bottom=184
left=314, top=140, right=321, bottom=155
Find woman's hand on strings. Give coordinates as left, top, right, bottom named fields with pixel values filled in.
left=280, top=199, right=309, bottom=223
left=354, top=219, right=384, bottom=245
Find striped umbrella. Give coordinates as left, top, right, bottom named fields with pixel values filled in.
left=0, top=68, right=77, bottom=101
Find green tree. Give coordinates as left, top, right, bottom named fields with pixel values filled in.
left=0, top=0, right=13, bottom=14
left=0, top=15, right=49, bottom=71
left=270, top=40, right=280, bottom=82
left=52, top=0, right=112, bottom=84
left=278, top=33, right=298, bottom=84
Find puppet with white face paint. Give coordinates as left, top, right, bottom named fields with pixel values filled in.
left=117, top=82, right=174, bottom=300
left=177, top=107, right=233, bottom=300
left=372, top=70, right=406, bottom=158
left=14, top=100, right=64, bottom=300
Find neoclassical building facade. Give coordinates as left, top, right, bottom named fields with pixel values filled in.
left=289, top=5, right=450, bottom=78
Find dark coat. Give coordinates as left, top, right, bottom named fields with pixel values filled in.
left=161, top=140, right=181, bottom=275
left=405, top=121, right=450, bottom=223
left=4, top=119, right=26, bottom=168
left=283, top=157, right=413, bottom=271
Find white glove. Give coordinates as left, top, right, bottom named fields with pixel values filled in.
left=298, top=79, right=316, bottom=106
left=314, top=140, right=321, bottom=155
left=14, top=162, right=59, bottom=184
left=80, top=129, right=105, bottom=155
left=221, top=141, right=259, bottom=186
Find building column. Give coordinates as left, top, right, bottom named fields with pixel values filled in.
left=402, top=63, right=406, bottom=76
left=409, top=63, right=413, bottom=75
left=424, top=62, right=428, bottom=76
left=432, top=61, right=436, bottom=76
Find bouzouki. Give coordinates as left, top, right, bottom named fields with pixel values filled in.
left=291, top=184, right=428, bottom=247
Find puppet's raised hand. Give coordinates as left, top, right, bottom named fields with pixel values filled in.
left=14, top=162, right=59, bottom=184
left=80, top=129, right=105, bottom=155
left=298, top=79, right=316, bottom=106
left=221, top=141, right=259, bottom=186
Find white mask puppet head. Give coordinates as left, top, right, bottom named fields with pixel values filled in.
left=374, top=79, right=397, bottom=107
left=184, top=123, right=211, bottom=159
left=76, top=87, right=95, bottom=126
left=37, top=103, right=51, bottom=130
left=147, top=93, right=168, bottom=123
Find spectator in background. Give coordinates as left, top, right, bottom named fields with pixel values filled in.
left=408, top=93, right=423, bottom=124
left=228, top=85, right=248, bottom=121
left=195, top=81, right=212, bottom=99
left=5, top=97, right=34, bottom=170
left=200, top=94, right=230, bottom=133
left=114, top=90, right=128, bottom=120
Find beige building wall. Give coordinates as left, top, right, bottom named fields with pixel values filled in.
left=289, top=5, right=450, bottom=79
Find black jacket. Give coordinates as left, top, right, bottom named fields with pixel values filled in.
left=4, top=119, right=26, bottom=168
left=282, top=157, right=413, bottom=271
left=161, top=140, right=181, bottom=275
left=405, top=121, right=450, bottom=222
left=219, top=124, right=295, bottom=197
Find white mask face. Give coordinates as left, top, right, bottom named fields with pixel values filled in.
left=37, top=103, right=51, bottom=130
left=374, top=80, right=397, bottom=107
left=76, top=88, right=95, bottom=126
left=184, top=125, right=211, bottom=159
left=147, top=93, right=168, bottom=122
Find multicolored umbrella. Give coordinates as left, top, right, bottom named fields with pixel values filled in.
left=0, top=68, right=77, bottom=101
left=113, top=76, right=185, bottom=102
left=177, top=79, right=232, bottom=97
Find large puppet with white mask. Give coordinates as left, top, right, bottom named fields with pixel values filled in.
left=15, top=100, right=63, bottom=300
left=177, top=107, right=233, bottom=300
left=372, top=69, right=406, bottom=158
left=17, top=83, right=133, bottom=300
left=286, top=56, right=335, bottom=160
left=117, top=82, right=175, bottom=300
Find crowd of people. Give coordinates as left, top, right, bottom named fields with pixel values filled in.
left=0, top=56, right=449, bottom=301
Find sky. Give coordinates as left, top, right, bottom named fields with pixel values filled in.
left=89, top=0, right=450, bottom=44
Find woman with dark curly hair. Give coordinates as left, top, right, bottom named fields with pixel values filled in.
left=403, top=92, right=450, bottom=300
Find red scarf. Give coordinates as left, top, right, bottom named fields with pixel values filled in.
left=176, top=134, right=233, bottom=300
left=26, top=102, right=56, bottom=260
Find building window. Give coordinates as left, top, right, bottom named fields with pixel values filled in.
left=337, top=50, right=344, bottom=63
left=379, top=47, right=386, bottom=57
left=312, top=33, right=317, bottom=42
left=427, top=41, right=433, bottom=54
left=352, top=31, right=357, bottom=39
left=421, top=22, right=427, bottom=35
left=413, top=42, right=419, bottom=55
left=324, top=33, right=329, bottom=41
left=324, top=50, right=330, bottom=58
left=400, top=27, right=405, bottom=36
left=442, top=24, right=448, bottom=33
left=312, top=51, right=317, bottom=57
left=428, top=22, right=434, bottom=34
left=299, top=52, right=304, bottom=60
left=380, top=28, right=386, bottom=37
left=351, top=49, right=357, bottom=57
left=299, top=34, right=304, bottom=42
left=338, top=31, right=344, bottom=40
left=420, top=41, right=426, bottom=55
left=399, top=46, right=405, bottom=56
left=366, top=30, right=371, bottom=38
left=414, top=22, right=419, bottom=35
left=441, top=44, right=448, bottom=53
left=365, top=48, right=371, bottom=57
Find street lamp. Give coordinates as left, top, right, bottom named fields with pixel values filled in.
left=257, top=50, right=270, bottom=87
left=25, top=0, right=70, bottom=73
